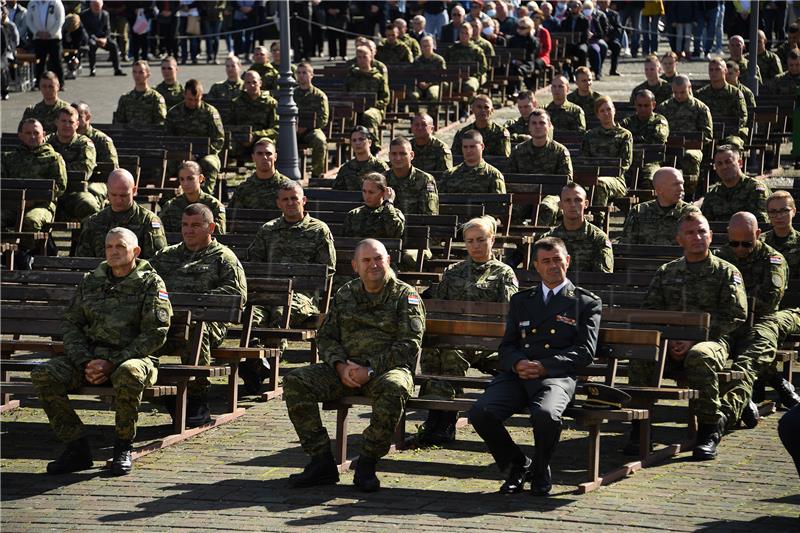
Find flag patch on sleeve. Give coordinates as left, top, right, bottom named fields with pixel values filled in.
left=152, top=220, right=161, bottom=228
left=408, top=294, right=421, bottom=305
left=733, top=273, right=743, bottom=284
left=770, top=255, right=783, bottom=264
left=158, top=291, right=170, bottom=300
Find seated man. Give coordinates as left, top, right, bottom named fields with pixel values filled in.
left=21, top=72, right=70, bottom=133
left=545, top=75, right=586, bottom=133
left=469, top=237, right=601, bottom=496
left=438, top=130, right=506, bottom=194
left=376, top=23, right=412, bottom=64
left=75, top=169, right=167, bottom=259
left=504, top=91, right=537, bottom=144
left=410, top=36, right=446, bottom=104
left=618, top=167, right=700, bottom=245
left=295, top=62, right=330, bottom=180
left=150, top=203, right=246, bottom=427
left=542, top=182, right=613, bottom=272
left=442, top=22, right=487, bottom=99
left=284, top=239, right=425, bottom=492
left=155, top=56, right=184, bottom=110
left=159, top=161, right=226, bottom=234
left=113, top=60, right=168, bottom=126
left=333, top=126, right=389, bottom=190
left=31, top=227, right=172, bottom=476
left=567, top=67, right=603, bottom=118
left=766, top=48, right=800, bottom=96
left=231, top=70, right=278, bottom=158
left=73, top=101, right=118, bottom=167
left=701, top=145, right=770, bottom=224
left=208, top=55, right=244, bottom=101
left=80, top=0, right=126, bottom=77
left=345, top=45, right=390, bottom=151
left=452, top=95, right=511, bottom=158
left=618, top=89, right=670, bottom=189
left=228, top=138, right=292, bottom=209
left=629, top=55, right=673, bottom=105
left=695, top=58, right=748, bottom=148
left=725, top=60, right=756, bottom=109
left=247, top=45, right=279, bottom=91
left=409, top=113, right=452, bottom=173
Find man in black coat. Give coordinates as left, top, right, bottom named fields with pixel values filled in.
left=559, top=0, right=589, bottom=70
left=438, top=4, right=465, bottom=44
left=80, top=0, right=125, bottom=76
left=469, top=236, right=602, bottom=496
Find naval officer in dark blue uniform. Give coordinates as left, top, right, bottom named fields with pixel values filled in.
left=469, top=236, right=602, bottom=496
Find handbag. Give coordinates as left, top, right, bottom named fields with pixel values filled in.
left=186, top=15, right=201, bottom=36
left=132, top=11, right=150, bottom=35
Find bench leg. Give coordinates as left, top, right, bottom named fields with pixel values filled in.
left=393, top=410, right=406, bottom=449
left=335, top=406, right=349, bottom=467
left=173, top=382, right=187, bottom=434
left=227, top=361, right=240, bottom=413
left=586, top=424, right=600, bottom=484
left=639, top=418, right=651, bottom=463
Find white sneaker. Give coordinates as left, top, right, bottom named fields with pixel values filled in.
left=622, top=47, right=631, bottom=58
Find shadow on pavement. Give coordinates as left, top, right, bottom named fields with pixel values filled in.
left=695, top=516, right=800, bottom=533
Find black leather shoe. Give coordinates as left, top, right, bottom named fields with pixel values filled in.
left=111, top=439, right=133, bottom=476
left=288, top=450, right=339, bottom=488
left=499, top=458, right=532, bottom=494
left=740, top=400, right=760, bottom=429
left=772, top=376, right=800, bottom=409
left=353, top=455, right=380, bottom=492
left=89, top=68, right=96, bottom=77
left=47, top=437, right=93, bottom=475
left=530, top=465, right=552, bottom=497
left=419, top=411, right=457, bottom=447
left=114, top=70, right=127, bottom=76
left=186, top=401, right=212, bottom=428
left=692, top=416, right=725, bottom=461
left=239, top=358, right=269, bottom=395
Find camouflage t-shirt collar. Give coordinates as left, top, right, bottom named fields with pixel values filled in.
left=279, top=212, right=310, bottom=228
left=94, top=257, right=152, bottom=281
left=677, top=254, right=713, bottom=273
left=354, top=274, right=398, bottom=303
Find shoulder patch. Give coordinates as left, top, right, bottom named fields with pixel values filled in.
left=605, top=239, right=613, bottom=248
left=773, top=273, right=784, bottom=288
left=407, top=294, right=421, bottom=305
left=151, top=219, right=161, bottom=229
left=219, top=206, right=226, bottom=213
left=770, top=255, right=783, bottom=264
left=158, top=290, right=170, bottom=300
left=732, top=272, right=743, bottom=285
left=756, top=185, right=766, bottom=191
left=426, top=182, right=436, bottom=192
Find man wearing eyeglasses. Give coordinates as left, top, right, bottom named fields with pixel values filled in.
left=715, top=212, right=789, bottom=430
left=700, top=145, right=770, bottom=224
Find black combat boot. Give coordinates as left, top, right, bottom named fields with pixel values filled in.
left=288, top=450, right=339, bottom=488
left=499, top=456, right=533, bottom=494
left=423, top=411, right=457, bottom=446
left=186, top=397, right=212, bottom=428
left=110, top=439, right=133, bottom=476
left=412, top=410, right=441, bottom=447
left=771, top=375, right=800, bottom=409
left=239, top=358, right=270, bottom=395
left=739, top=400, right=760, bottom=429
left=353, top=455, right=380, bottom=492
left=46, top=437, right=93, bottom=475
left=751, top=378, right=766, bottom=403
left=692, top=415, right=726, bottom=461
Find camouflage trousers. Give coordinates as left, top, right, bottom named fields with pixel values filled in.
left=681, top=150, right=703, bottom=197
left=255, top=292, right=320, bottom=329
left=299, top=129, right=328, bottom=179
left=634, top=162, right=661, bottom=190
left=592, top=175, right=628, bottom=228
left=1, top=206, right=55, bottom=249
left=359, top=108, right=386, bottom=151
left=30, top=356, right=157, bottom=442
left=410, top=84, right=441, bottom=102
left=629, top=338, right=730, bottom=424
left=160, top=321, right=227, bottom=397
left=284, top=363, right=414, bottom=459
left=757, top=308, right=800, bottom=381
left=419, top=348, right=498, bottom=400
left=57, top=185, right=105, bottom=221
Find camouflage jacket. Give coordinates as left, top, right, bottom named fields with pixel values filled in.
left=1, top=143, right=67, bottom=211
left=643, top=254, right=748, bottom=340
left=766, top=71, right=800, bottom=96
left=507, top=138, right=573, bottom=176
left=413, top=53, right=445, bottom=71
left=231, top=91, right=278, bottom=141
left=84, top=126, right=118, bottom=167
left=113, top=88, right=167, bottom=126
left=435, top=257, right=518, bottom=302
left=656, top=96, right=713, bottom=145
left=504, top=115, right=531, bottom=144
left=385, top=166, right=439, bottom=215
left=715, top=240, right=787, bottom=318
left=400, top=34, right=421, bottom=58
left=629, top=79, right=673, bottom=105
left=333, top=156, right=389, bottom=191
left=208, top=79, right=244, bottom=101
left=581, top=124, right=633, bottom=174
left=731, top=56, right=762, bottom=85
left=63, top=258, right=172, bottom=366
left=22, top=98, right=70, bottom=133
left=318, top=275, right=425, bottom=376
left=755, top=50, right=784, bottom=81
left=442, top=41, right=487, bottom=76
left=159, top=191, right=227, bottom=234
left=46, top=133, right=97, bottom=179
left=228, top=171, right=292, bottom=210
left=345, top=66, right=390, bottom=111
left=731, top=81, right=756, bottom=109
left=295, top=85, right=329, bottom=130
left=618, top=113, right=669, bottom=144
left=762, top=228, right=800, bottom=280
left=248, top=63, right=279, bottom=91
left=618, top=199, right=700, bottom=245
left=155, top=81, right=185, bottom=109
left=75, top=203, right=167, bottom=259
left=700, top=174, right=770, bottom=224
left=543, top=221, right=614, bottom=273
left=566, top=89, right=602, bottom=118
left=343, top=203, right=406, bottom=239
left=452, top=121, right=511, bottom=157
left=410, top=136, right=452, bottom=173
left=376, top=40, right=413, bottom=64
left=545, top=101, right=586, bottom=133
left=247, top=213, right=336, bottom=272
left=695, top=82, right=748, bottom=139
left=438, top=160, right=506, bottom=194
left=165, top=101, right=225, bottom=155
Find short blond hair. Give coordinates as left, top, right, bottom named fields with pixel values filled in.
left=462, top=216, right=497, bottom=237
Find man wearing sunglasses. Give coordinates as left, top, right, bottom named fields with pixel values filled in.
left=700, top=145, right=770, bottom=224
left=715, top=212, right=789, bottom=430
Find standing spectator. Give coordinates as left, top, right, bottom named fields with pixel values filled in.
left=104, top=0, right=129, bottom=61
left=127, top=2, right=156, bottom=62
left=712, top=0, right=724, bottom=54
left=310, top=0, right=326, bottom=57
left=231, top=1, right=256, bottom=62
left=81, top=0, right=126, bottom=77
left=618, top=0, right=643, bottom=58
left=360, top=1, right=386, bottom=37
left=156, top=1, right=179, bottom=58
left=176, top=1, right=200, bottom=65
left=290, top=0, right=312, bottom=62
left=422, top=0, right=448, bottom=38
left=27, top=0, right=66, bottom=88
left=1, top=5, right=19, bottom=100
left=693, top=1, right=721, bottom=60
left=597, top=0, right=622, bottom=76
left=321, top=1, right=348, bottom=61
left=201, top=1, right=225, bottom=65
left=762, top=0, right=787, bottom=50
left=640, top=0, right=663, bottom=55
left=666, top=1, right=693, bottom=60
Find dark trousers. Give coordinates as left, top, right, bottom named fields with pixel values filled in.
left=130, top=31, right=150, bottom=60
left=588, top=39, right=608, bottom=76
left=88, top=39, right=121, bottom=71
left=566, top=42, right=588, bottom=68
left=326, top=15, right=348, bottom=58
left=157, top=18, right=178, bottom=57
left=469, top=372, right=573, bottom=472
left=34, top=39, right=64, bottom=87
left=779, top=404, right=800, bottom=478
left=203, top=20, right=222, bottom=61
left=607, top=38, right=621, bottom=74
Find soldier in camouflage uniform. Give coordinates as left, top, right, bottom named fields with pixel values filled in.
left=1, top=119, right=67, bottom=248
left=247, top=46, right=279, bottom=91
left=74, top=102, right=118, bottom=167
left=347, top=37, right=390, bottom=78
left=567, top=67, right=603, bottom=118
left=231, top=71, right=278, bottom=159
left=542, top=183, right=613, bottom=272
left=247, top=181, right=336, bottom=328
left=470, top=19, right=495, bottom=64
left=376, top=24, right=413, bottom=64
left=284, top=239, right=425, bottom=492
left=208, top=56, right=245, bottom=101
left=346, top=45, right=390, bottom=151
left=503, top=91, right=536, bottom=144
left=295, top=62, right=330, bottom=179
left=618, top=167, right=700, bottom=245
left=777, top=23, right=800, bottom=69
left=155, top=57, right=184, bottom=110
left=385, top=137, right=439, bottom=215
left=629, top=55, right=673, bottom=105
left=753, top=30, right=783, bottom=82
left=150, top=203, right=246, bottom=427
left=507, top=109, right=573, bottom=226
left=714, top=212, right=788, bottom=429
left=726, top=61, right=757, bottom=109
left=165, top=79, right=225, bottom=194
left=762, top=191, right=800, bottom=277
left=409, top=113, right=452, bottom=173
left=75, top=169, right=167, bottom=259
left=159, top=161, right=226, bottom=233
left=656, top=75, right=713, bottom=199
left=695, top=58, right=749, bottom=147
left=417, top=216, right=518, bottom=446
left=545, top=75, right=586, bottom=133
left=439, top=130, right=506, bottom=194
left=410, top=36, right=446, bottom=102
left=660, top=51, right=679, bottom=84
left=395, top=18, right=421, bottom=58
left=627, top=212, right=748, bottom=461
left=228, top=139, right=293, bottom=210
left=581, top=96, right=633, bottom=228
left=343, top=172, right=405, bottom=240
left=31, top=227, right=172, bottom=476
left=21, top=72, right=70, bottom=133
left=728, top=35, right=762, bottom=86
left=113, top=60, right=167, bottom=126
left=765, top=49, right=800, bottom=96
left=333, top=126, right=389, bottom=190
left=442, top=23, right=487, bottom=97
left=701, top=145, right=770, bottom=224
left=452, top=95, right=511, bottom=157
left=619, top=89, right=670, bottom=189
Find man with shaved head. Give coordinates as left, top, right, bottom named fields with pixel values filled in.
left=714, top=212, right=789, bottom=429
left=618, top=167, right=700, bottom=244
left=283, top=238, right=425, bottom=493
left=75, top=169, right=167, bottom=258
left=728, top=35, right=762, bottom=86
left=545, top=75, right=586, bottom=133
